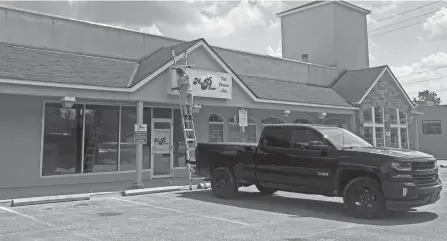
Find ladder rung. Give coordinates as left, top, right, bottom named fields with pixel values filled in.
left=187, top=148, right=195, bottom=151
left=185, top=129, right=194, bottom=132
left=186, top=139, right=195, bottom=142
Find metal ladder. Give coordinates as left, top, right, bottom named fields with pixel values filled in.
left=171, top=49, right=208, bottom=190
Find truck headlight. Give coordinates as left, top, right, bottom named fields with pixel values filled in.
left=391, top=161, right=412, bottom=171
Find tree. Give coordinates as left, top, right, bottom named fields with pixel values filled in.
left=413, top=90, right=441, bottom=106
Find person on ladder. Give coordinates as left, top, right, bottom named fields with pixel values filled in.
left=172, top=67, right=194, bottom=120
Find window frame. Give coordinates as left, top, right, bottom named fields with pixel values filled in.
left=228, top=115, right=257, bottom=143
left=422, top=120, right=442, bottom=135
left=363, top=106, right=385, bottom=147
left=40, top=100, right=175, bottom=178
left=208, top=113, right=224, bottom=143
left=388, top=107, right=409, bottom=149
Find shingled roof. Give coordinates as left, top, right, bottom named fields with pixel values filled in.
left=0, top=43, right=137, bottom=88
left=332, top=66, right=387, bottom=103
left=240, top=75, right=353, bottom=107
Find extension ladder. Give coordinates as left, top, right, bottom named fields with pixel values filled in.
left=179, top=105, right=208, bottom=190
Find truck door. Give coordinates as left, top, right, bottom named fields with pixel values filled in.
left=255, top=126, right=292, bottom=185
left=287, top=127, right=337, bottom=191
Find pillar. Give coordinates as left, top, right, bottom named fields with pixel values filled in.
left=133, top=100, right=144, bottom=188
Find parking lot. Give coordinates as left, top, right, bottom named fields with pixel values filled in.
left=1, top=168, right=447, bottom=241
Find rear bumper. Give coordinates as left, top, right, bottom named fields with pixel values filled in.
left=382, top=181, right=442, bottom=210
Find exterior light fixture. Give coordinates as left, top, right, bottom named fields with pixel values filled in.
left=192, top=104, right=202, bottom=114
left=317, top=112, right=327, bottom=120
left=61, top=96, right=76, bottom=109
left=284, top=110, right=290, bottom=117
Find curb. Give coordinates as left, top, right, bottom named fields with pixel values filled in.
left=121, top=186, right=182, bottom=196
left=11, top=194, right=90, bottom=207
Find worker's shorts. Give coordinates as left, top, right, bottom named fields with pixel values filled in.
left=187, top=91, right=193, bottom=104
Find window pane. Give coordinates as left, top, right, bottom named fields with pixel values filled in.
left=375, top=127, right=385, bottom=147
left=262, top=117, right=285, bottom=125
left=399, top=110, right=407, bottom=125
left=228, top=124, right=241, bottom=142
left=388, top=107, right=398, bottom=124
left=209, top=114, right=223, bottom=122
left=153, top=108, right=171, bottom=119
left=422, top=120, right=442, bottom=134
left=143, top=107, right=151, bottom=169
left=400, top=128, right=408, bottom=149
left=390, top=127, right=399, bottom=148
left=363, top=109, right=373, bottom=124
left=42, top=103, right=84, bottom=176
left=209, top=123, right=224, bottom=143
left=374, top=106, right=383, bottom=124
left=246, top=125, right=257, bottom=143
left=173, top=109, right=186, bottom=167
left=364, top=127, right=373, bottom=145
left=119, top=107, right=137, bottom=171
left=84, top=105, right=119, bottom=173
left=262, top=127, right=291, bottom=148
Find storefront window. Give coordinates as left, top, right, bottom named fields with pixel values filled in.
left=41, top=103, right=84, bottom=176
left=228, top=116, right=257, bottom=143
left=119, top=107, right=137, bottom=171
left=363, top=107, right=385, bottom=147
left=208, top=114, right=224, bottom=143
left=390, top=127, right=399, bottom=148
left=84, top=105, right=119, bottom=173
left=143, top=107, right=152, bottom=169
left=173, top=109, right=186, bottom=167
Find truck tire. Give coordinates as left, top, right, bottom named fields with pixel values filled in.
left=211, top=167, right=238, bottom=199
left=343, top=177, right=386, bottom=219
left=256, top=185, right=278, bottom=195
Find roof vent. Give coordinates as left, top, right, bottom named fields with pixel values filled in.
left=301, top=54, right=308, bottom=62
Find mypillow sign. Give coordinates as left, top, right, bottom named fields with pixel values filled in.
left=169, top=68, right=232, bottom=99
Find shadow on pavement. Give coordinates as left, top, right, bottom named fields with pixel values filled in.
left=178, top=190, right=438, bottom=226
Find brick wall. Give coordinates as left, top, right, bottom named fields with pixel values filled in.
left=356, top=70, right=414, bottom=149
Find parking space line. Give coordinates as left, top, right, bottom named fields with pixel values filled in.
left=108, top=197, right=251, bottom=226
left=0, top=206, right=102, bottom=241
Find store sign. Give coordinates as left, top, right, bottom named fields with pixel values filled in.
left=134, top=124, right=147, bottom=144
left=153, top=129, right=171, bottom=154
left=169, top=68, right=232, bottom=99
left=239, top=109, right=247, bottom=127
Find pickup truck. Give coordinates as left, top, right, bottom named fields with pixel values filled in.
left=194, top=124, right=442, bottom=219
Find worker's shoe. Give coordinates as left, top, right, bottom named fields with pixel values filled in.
left=188, top=115, right=192, bottom=120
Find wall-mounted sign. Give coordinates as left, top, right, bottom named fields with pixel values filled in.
left=239, top=109, right=247, bottom=127
left=169, top=68, right=232, bottom=99
left=134, top=124, right=147, bottom=144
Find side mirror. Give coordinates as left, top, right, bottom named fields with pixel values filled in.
left=308, top=141, right=330, bottom=151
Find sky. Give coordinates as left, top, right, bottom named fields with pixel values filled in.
left=2, top=0, right=447, bottom=103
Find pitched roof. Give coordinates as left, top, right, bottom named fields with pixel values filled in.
left=129, top=39, right=202, bottom=87
left=239, top=75, right=353, bottom=107
left=332, top=65, right=386, bottom=103
left=0, top=43, right=137, bottom=88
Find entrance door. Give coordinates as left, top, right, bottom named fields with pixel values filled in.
left=151, top=118, right=173, bottom=177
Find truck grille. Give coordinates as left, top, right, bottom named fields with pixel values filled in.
left=412, top=161, right=436, bottom=171
left=413, top=173, right=438, bottom=187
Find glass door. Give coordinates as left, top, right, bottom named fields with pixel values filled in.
left=151, top=118, right=173, bottom=177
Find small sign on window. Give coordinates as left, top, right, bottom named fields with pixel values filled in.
left=134, top=124, right=148, bottom=144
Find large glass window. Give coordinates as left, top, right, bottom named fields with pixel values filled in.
left=208, top=114, right=224, bottom=143
left=363, top=106, right=385, bottom=147
left=173, top=109, right=186, bottom=168
left=388, top=107, right=409, bottom=149
left=42, top=103, right=84, bottom=176
left=83, top=105, right=119, bottom=173
left=42, top=103, right=155, bottom=176
left=422, top=120, right=442, bottom=134
left=119, top=107, right=137, bottom=171
left=228, top=115, right=257, bottom=143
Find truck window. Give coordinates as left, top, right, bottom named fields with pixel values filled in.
left=292, top=128, right=323, bottom=149
left=261, top=127, right=291, bottom=148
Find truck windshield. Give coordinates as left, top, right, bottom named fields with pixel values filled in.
left=317, top=127, right=373, bottom=149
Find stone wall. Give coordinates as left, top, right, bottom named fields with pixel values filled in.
left=356, top=70, right=415, bottom=149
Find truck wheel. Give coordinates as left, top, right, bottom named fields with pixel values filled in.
left=256, top=185, right=278, bottom=195
left=343, top=177, right=386, bottom=219
left=211, top=167, right=238, bottom=199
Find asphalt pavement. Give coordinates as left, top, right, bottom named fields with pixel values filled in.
left=1, top=169, right=447, bottom=241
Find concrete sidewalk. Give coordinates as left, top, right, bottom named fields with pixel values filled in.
left=0, top=177, right=191, bottom=202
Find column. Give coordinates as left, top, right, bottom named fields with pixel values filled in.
left=133, top=101, right=144, bottom=188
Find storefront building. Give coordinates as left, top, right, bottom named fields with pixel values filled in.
left=0, top=1, right=420, bottom=189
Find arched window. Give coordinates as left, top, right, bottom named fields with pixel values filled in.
left=261, top=116, right=285, bottom=131
left=228, top=116, right=257, bottom=143
left=388, top=107, right=409, bottom=149
left=293, top=118, right=314, bottom=124
left=363, top=106, right=385, bottom=147
left=323, top=117, right=348, bottom=129
left=208, top=114, right=224, bottom=143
